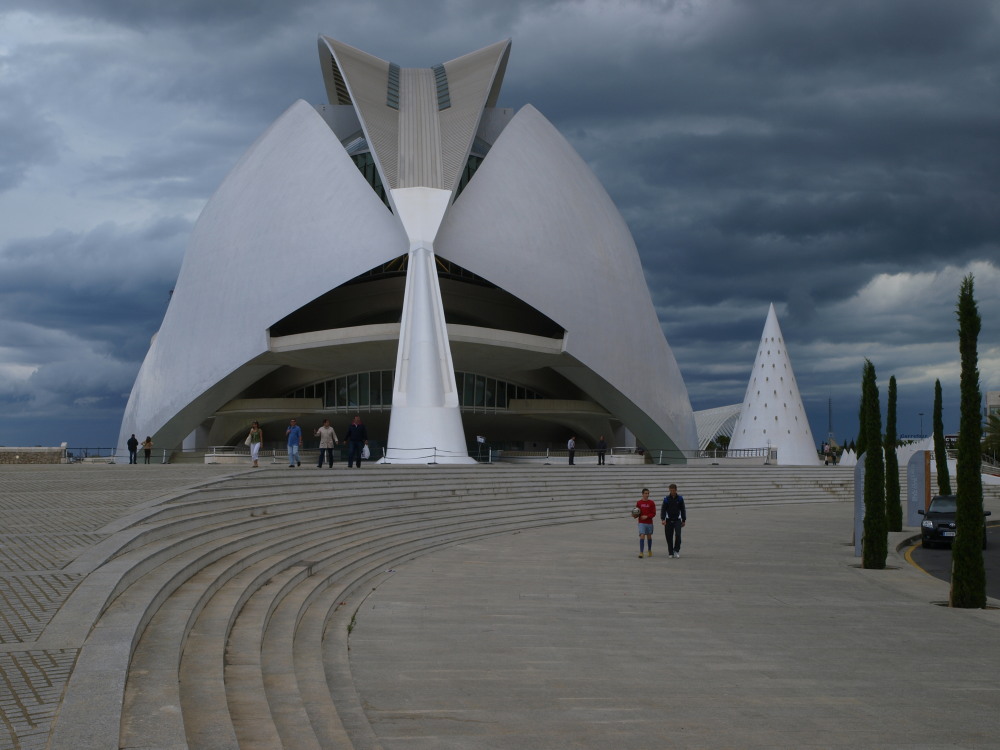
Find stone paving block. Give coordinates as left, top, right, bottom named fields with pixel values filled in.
left=0, top=574, right=81, bottom=644
left=0, top=649, right=77, bottom=750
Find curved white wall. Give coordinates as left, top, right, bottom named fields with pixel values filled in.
left=436, top=106, right=697, bottom=452
left=118, top=100, right=409, bottom=451
left=120, top=102, right=699, bottom=457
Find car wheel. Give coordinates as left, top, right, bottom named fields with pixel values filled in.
left=921, top=539, right=930, bottom=549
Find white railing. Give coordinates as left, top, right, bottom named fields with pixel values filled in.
left=380, top=446, right=482, bottom=464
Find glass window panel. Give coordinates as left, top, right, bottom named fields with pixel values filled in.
left=463, top=373, right=475, bottom=407
left=496, top=381, right=507, bottom=409
left=348, top=374, right=359, bottom=406
left=325, top=380, right=336, bottom=408
left=359, top=372, right=370, bottom=406
left=485, top=378, right=496, bottom=408
left=385, top=370, right=394, bottom=405
left=370, top=373, right=381, bottom=406
left=475, top=375, right=486, bottom=406
left=454, top=371, right=464, bottom=404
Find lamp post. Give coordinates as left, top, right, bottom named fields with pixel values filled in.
left=918, top=412, right=924, bottom=438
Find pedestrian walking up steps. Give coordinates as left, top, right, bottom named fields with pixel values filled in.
left=45, top=465, right=856, bottom=749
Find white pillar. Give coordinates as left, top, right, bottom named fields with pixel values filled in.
left=384, top=188, right=474, bottom=464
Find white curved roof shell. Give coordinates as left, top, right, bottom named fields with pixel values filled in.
left=118, top=38, right=697, bottom=456
left=693, top=403, right=742, bottom=450
left=436, top=105, right=696, bottom=451
left=119, top=100, right=409, bottom=449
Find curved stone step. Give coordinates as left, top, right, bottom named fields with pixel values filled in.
left=49, top=465, right=855, bottom=749
left=187, top=510, right=579, bottom=747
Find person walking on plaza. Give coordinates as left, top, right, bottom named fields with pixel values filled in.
left=246, top=421, right=263, bottom=468
left=660, top=483, right=687, bottom=558
left=567, top=435, right=576, bottom=465
left=596, top=435, right=607, bottom=465
left=315, top=418, right=338, bottom=468
left=142, top=436, right=153, bottom=464
left=345, top=415, right=368, bottom=468
left=634, top=488, right=657, bottom=558
left=126, top=434, right=139, bottom=464
left=286, top=418, right=303, bottom=467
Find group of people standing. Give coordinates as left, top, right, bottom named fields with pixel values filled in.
left=633, top=484, right=687, bottom=558
left=566, top=435, right=609, bottom=465
left=244, top=416, right=369, bottom=469
left=125, top=434, right=154, bottom=464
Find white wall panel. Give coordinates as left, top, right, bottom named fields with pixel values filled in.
left=436, top=105, right=697, bottom=452
left=118, top=100, right=408, bottom=450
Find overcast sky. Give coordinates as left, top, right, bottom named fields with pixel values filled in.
left=1, top=0, right=998, bottom=450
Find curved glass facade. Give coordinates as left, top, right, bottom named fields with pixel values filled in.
left=287, top=370, right=542, bottom=411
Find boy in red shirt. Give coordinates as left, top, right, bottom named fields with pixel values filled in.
left=634, top=488, right=657, bottom=558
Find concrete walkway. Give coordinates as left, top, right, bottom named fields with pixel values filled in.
left=0, top=464, right=997, bottom=749
left=348, top=502, right=1000, bottom=749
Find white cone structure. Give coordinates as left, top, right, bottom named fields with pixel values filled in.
left=730, top=304, right=820, bottom=466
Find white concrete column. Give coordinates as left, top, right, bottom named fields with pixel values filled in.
left=384, top=188, right=474, bottom=463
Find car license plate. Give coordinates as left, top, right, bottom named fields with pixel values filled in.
left=942, top=531, right=956, bottom=537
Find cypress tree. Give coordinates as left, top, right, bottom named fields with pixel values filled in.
left=950, top=275, right=985, bottom=608
left=861, top=359, right=886, bottom=569
left=856, top=386, right=868, bottom=459
left=933, top=379, right=952, bottom=495
left=885, top=376, right=901, bottom=532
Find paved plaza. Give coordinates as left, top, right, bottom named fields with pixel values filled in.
left=0, top=464, right=997, bottom=749
left=349, top=504, right=999, bottom=749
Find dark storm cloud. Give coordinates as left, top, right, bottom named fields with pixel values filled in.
left=554, top=0, right=1000, bottom=410
left=6, top=0, right=320, bottom=30
left=0, top=219, right=186, bottom=360
left=0, top=82, right=60, bottom=193
left=1, top=0, right=998, bottom=447
left=0, top=217, right=188, bottom=444
left=713, top=0, right=996, bottom=65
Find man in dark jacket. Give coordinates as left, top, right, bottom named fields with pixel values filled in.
left=126, top=434, right=139, bottom=464
left=660, top=483, right=687, bottom=558
left=345, top=415, right=368, bottom=468
left=596, top=435, right=607, bottom=465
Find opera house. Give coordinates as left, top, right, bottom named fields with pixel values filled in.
left=117, top=37, right=699, bottom=463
